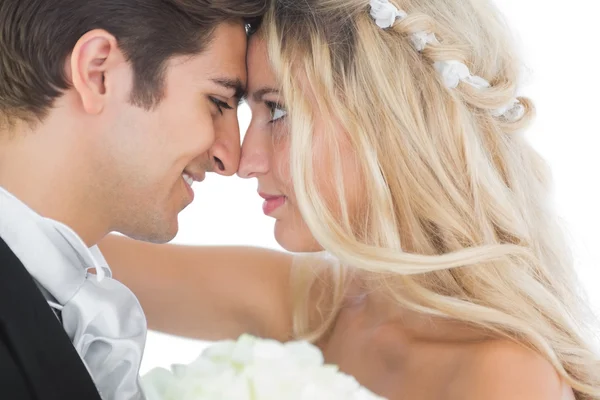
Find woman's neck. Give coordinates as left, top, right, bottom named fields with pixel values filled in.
left=354, top=283, right=492, bottom=344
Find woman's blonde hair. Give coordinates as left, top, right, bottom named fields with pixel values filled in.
left=260, top=0, right=600, bottom=397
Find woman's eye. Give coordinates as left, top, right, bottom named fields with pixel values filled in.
left=272, top=107, right=287, bottom=122
left=266, top=101, right=287, bottom=123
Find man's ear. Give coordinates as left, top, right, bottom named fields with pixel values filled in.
left=66, top=29, right=125, bottom=115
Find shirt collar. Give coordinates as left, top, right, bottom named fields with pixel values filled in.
left=0, top=185, right=111, bottom=304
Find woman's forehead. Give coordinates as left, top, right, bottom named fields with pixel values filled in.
left=247, top=36, right=277, bottom=93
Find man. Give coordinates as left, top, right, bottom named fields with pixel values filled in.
left=0, top=0, right=266, bottom=399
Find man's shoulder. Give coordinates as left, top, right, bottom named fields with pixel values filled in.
left=446, top=339, right=567, bottom=400
left=0, top=235, right=25, bottom=295
left=0, top=336, right=35, bottom=400
left=0, top=238, right=40, bottom=400
left=0, top=234, right=31, bottom=290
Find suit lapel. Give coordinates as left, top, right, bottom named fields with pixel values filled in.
left=0, top=237, right=102, bottom=400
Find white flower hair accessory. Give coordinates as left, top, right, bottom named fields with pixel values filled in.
left=433, top=61, right=492, bottom=89
left=369, top=0, right=407, bottom=29
left=368, top=0, right=524, bottom=122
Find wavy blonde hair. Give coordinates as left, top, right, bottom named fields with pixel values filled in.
left=259, top=0, right=600, bottom=397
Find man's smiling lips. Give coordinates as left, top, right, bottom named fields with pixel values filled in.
left=181, top=170, right=205, bottom=203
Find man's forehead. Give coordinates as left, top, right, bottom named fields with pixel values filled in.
left=179, top=50, right=248, bottom=94
left=170, top=23, right=248, bottom=94
left=203, top=30, right=248, bottom=89
left=205, top=23, right=248, bottom=68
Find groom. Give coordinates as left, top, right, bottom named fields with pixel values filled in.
left=0, top=0, right=265, bottom=399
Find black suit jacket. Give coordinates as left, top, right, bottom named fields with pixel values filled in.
left=0, top=237, right=102, bottom=400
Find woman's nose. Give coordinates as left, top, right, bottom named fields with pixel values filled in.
left=237, top=123, right=270, bottom=179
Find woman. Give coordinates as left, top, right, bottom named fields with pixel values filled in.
left=101, top=0, right=600, bottom=398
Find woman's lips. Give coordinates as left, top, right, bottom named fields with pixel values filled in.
left=259, top=193, right=287, bottom=215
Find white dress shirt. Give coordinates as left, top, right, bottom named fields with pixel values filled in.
left=0, top=186, right=147, bottom=400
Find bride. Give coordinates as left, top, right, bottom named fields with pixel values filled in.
left=101, top=0, right=599, bottom=398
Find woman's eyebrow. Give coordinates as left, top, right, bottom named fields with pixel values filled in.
left=251, top=87, right=279, bottom=102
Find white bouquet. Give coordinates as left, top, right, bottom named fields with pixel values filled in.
left=141, top=334, right=386, bottom=400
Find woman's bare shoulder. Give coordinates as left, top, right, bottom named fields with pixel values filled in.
left=446, top=339, right=573, bottom=400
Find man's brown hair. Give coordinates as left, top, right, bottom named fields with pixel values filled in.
left=0, top=0, right=266, bottom=126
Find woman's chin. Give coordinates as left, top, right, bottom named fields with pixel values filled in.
left=274, top=219, right=323, bottom=253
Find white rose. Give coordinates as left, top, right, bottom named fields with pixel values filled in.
left=142, top=334, right=387, bottom=400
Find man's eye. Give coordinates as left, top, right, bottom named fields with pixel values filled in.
left=210, top=97, right=233, bottom=115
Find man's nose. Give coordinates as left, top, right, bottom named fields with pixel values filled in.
left=209, top=115, right=241, bottom=176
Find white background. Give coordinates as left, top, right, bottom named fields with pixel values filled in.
left=140, top=0, right=600, bottom=374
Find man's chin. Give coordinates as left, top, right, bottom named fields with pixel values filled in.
left=120, top=219, right=179, bottom=244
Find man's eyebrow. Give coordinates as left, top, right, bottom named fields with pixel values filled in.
left=251, top=87, right=279, bottom=102
left=211, top=78, right=246, bottom=100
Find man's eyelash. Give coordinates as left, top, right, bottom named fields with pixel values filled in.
left=210, top=97, right=233, bottom=114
